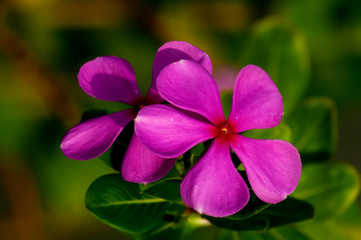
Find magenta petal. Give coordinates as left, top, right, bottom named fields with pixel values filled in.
left=181, top=137, right=250, bottom=217
left=153, top=41, right=212, bottom=79
left=157, top=60, right=225, bottom=125
left=78, top=56, right=143, bottom=105
left=228, top=65, right=283, bottom=133
left=60, top=109, right=135, bottom=160
left=146, top=41, right=212, bottom=104
left=135, top=104, right=217, bottom=158
left=229, top=134, right=301, bottom=204
left=121, top=133, right=177, bottom=184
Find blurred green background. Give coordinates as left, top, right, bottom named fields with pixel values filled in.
left=0, top=0, right=361, bottom=239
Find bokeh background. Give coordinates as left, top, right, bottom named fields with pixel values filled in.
left=1, top=0, right=361, bottom=239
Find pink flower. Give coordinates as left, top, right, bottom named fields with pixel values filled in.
left=60, top=41, right=212, bottom=184
left=135, top=60, right=302, bottom=217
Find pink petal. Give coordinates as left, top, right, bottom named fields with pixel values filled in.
left=157, top=60, right=225, bottom=125
left=135, top=104, right=217, bottom=158
left=181, top=136, right=250, bottom=217
left=78, top=56, right=143, bottom=106
left=121, top=133, right=177, bottom=184
left=227, top=65, right=283, bottom=133
left=229, top=134, right=301, bottom=204
left=146, top=41, right=212, bottom=103
left=60, top=109, right=136, bottom=160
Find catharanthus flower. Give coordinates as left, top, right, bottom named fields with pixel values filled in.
left=60, top=41, right=213, bottom=183
left=135, top=60, right=302, bottom=217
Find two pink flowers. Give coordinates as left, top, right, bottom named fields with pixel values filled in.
left=60, top=41, right=301, bottom=217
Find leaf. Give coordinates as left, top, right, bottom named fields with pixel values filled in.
left=166, top=202, right=186, bottom=216
left=179, top=143, right=206, bottom=174
left=239, top=227, right=310, bottom=240
left=265, top=227, right=312, bottom=240
left=292, top=162, right=360, bottom=220
left=287, top=97, right=337, bottom=162
left=142, top=178, right=182, bottom=202
left=207, top=215, right=270, bottom=231
left=218, top=226, right=311, bottom=240
left=242, top=122, right=292, bottom=142
left=137, top=221, right=183, bottom=240
left=241, top=19, right=310, bottom=115
left=181, top=214, right=213, bottom=239
left=259, top=198, right=314, bottom=228
left=297, top=203, right=361, bottom=240
left=220, top=91, right=233, bottom=119
left=140, top=167, right=183, bottom=202
left=227, top=192, right=271, bottom=220
left=206, top=198, right=313, bottom=231
left=85, top=174, right=169, bottom=233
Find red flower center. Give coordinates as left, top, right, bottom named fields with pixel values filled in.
left=219, top=123, right=233, bottom=136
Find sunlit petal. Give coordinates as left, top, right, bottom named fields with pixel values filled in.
left=157, top=60, right=225, bottom=125
left=228, top=65, right=283, bottom=132
left=135, top=104, right=217, bottom=158
left=230, top=134, right=301, bottom=203
left=181, top=136, right=250, bottom=217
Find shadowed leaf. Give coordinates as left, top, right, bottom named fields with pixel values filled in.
left=206, top=198, right=313, bottom=231
left=85, top=174, right=169, bottom=233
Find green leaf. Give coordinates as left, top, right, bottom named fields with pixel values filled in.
left=238, top=227, right=310, bottom=240
left=180, top=143, right=206, bottom=174
left=166, top=202, right=186, bottom=216
left=259, top=198, right=314, bottom=228
left=140, top=167, right=183, bottom=202
left=227, top=192, right=271, bottom=220
left=181, top=214, right=213, bottom=239
left=207, top=215, right=270, bottom=231
left=220, top=91, right=233, bottom=119
left=206, top=198, right=313, bottom=231
left=297, top=203, right=361, bottom=240
left=137, top=221, right=183, bottom=240
left=241, top=19, right=310, bottom=115
left=242, top=122, right=292, bottom=142
left=287, top=97, right=337, bottom=162
left=142, top=178, right=182, bottom=202
left=292, top=162, right=360, bottom=220
left=85, top=174, right=169, bottom=233
left=218, top=226, right=311, bottom=240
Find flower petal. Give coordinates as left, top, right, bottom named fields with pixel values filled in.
left=227, top=65, right=283, bottom=132
left=181, top=136, right=250, bottom=217
left=135, top=104, right=217, bottom=158
left=60, top=109, right=136, bottom=160
left=121, top=133, right=177, bottom=184
left=146, top=41, right=212, bottom=103
left=78, top=56, right=143, bottom=105
left=157, top=60, right=225, bottom=125
left=229, top=134, right=301, bottom=204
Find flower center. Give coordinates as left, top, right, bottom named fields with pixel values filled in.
left=219, top=123, right=233, bottom=135
left=135, top=100, right=147, bottom=112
